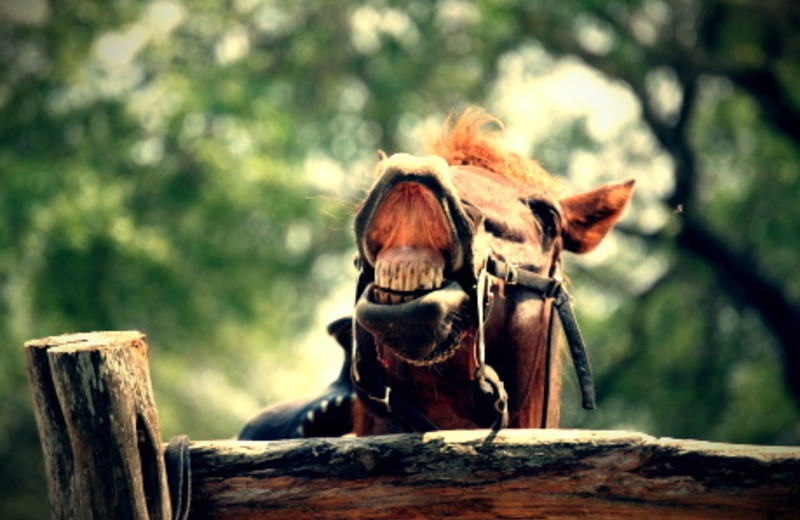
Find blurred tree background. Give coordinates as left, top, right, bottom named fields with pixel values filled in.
left=2, top=0, right=798, bottom=517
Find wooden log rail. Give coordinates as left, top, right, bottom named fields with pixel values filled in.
left=25, top=332, right=800, bottom=520
left=191, top=430, right=800, bottom=519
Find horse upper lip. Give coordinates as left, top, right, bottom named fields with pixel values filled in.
left=354, top=153, right=474, bottom=274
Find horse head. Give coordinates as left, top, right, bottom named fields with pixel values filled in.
left=238, top=108, right=634, bottom=441
left=351, top=110, right=634, bottom=434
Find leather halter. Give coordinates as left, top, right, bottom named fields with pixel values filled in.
left=483, top=254, right=596, bottom=411
left=351, top=253, right=596, bottom=433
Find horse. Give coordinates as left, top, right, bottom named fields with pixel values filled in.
left=239, top=108, right=634, bottom=439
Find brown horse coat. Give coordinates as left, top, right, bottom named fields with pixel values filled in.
left=352, top=109, right=633, bottom=434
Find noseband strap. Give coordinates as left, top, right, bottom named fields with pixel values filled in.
left=484, top=255, right=596, bottom=410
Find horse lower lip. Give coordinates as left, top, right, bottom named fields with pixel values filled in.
left=355, top=280, right=470, bottom=362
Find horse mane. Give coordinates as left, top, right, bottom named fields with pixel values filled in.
left=426, top=107, right=561, bottom=191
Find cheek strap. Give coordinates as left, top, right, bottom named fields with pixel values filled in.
left=482, top=254, right=597, bottom=411
left=473, top=264, right=509, bottom=430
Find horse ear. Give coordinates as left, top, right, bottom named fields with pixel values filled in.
left=560, top=179, right=635, bottom=254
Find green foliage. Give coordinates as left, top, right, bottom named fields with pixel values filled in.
left=1, top=0, right=798, bottom=517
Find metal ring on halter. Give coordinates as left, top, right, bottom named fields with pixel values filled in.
left=367, top=385, right=392, bottom=411
left=502, top=263, right=519, bottom=285
left=351, top=313, right=361, bottom=383
left=475, top=251, right=492, bottom=366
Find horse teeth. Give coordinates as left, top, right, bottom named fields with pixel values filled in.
left=401, top=263, right=411, bottom=291
left=373, top=259, right=446, bottom=301
left=405, top=263, right=417, bottom=291
left=390, top=264, right=403, bottom=291
left=422, top=265, right=435, bottom=289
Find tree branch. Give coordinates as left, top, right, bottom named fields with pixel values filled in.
left=677, top=215, right=800, bottom=400
left=727, top=67, right=800, bottom=148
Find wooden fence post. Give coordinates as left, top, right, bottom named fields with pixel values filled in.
left=25, top=331, right=171, bottom=520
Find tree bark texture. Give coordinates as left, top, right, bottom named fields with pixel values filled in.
left=188, top=429, right=800, bottom=520
left=25, top=331, right=171, bottom=520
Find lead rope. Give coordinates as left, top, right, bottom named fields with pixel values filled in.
left=165, top=435, right=191, bottom=520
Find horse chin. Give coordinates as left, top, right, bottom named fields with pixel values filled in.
left=355, top=280, right=470, bottom=365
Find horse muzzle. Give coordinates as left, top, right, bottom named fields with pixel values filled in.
left=353, top=154, right=476, bottom=364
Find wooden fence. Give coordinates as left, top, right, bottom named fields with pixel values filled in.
left=25, top=331, right=800, bottom=519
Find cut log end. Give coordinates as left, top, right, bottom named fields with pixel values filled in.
left=25, top=330, right=169, bottom=520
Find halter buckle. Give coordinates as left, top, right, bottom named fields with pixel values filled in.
left=503, top=264, right=519, bottom=285
left=367, top=385, right=392, bottom=412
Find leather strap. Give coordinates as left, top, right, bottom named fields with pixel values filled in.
left=164, top=435, right=191, bottom=520
left=351, top=317, right=440, bottom=432
left=485, top=255, right=561, bottom=297
left=552, top=283, right=596, bottom=410
left=352, top=371, right=440, bottom=433
left=486, top=255, right=596, bottom=410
